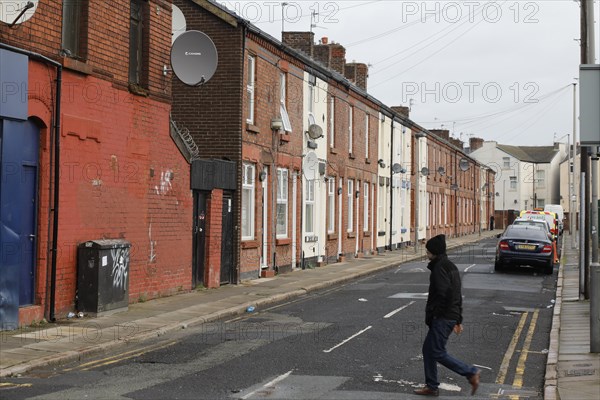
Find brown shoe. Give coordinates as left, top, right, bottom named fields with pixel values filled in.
left=413, top=386, right=439, bottom=396
left=468, top=369, right=481, bottom=395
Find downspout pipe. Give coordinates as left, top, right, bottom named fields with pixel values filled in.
left=0, top=42, right=62, bottom=322
left=389, top=121, right=394, bottom=251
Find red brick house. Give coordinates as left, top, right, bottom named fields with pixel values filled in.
left=1, top=0, right=192, bottom=329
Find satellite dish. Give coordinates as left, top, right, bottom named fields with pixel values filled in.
left=392, top=163, right=402, bottom=174
left=307, top=124, right=323, bottom=140
left=420, top=167, right=429, bottom=176
left=459, top=158, right=470, bottom=172
left=170, top=30, right=218, bottom=86
left=304, top=151, right=319, bottom=180
left=172, top=4, right=186, bottom=44
left=0, top=0, right=39, bottom=26
left=437, top=166, right=445, bottom=176
left=400, top=167, right=407, bottom=174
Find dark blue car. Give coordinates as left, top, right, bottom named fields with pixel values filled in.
left=495, top=225, right=554, bottom=275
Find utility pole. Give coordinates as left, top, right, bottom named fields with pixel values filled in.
left=414, top=132, right=426, bottom=253
left=580, top=0, right=591, bottom=299
left=571, top=83, right=577, bottom=249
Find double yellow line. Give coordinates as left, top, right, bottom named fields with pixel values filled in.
left=63, top=340, right=178, bottom=372
left=495, top=310, right=540, bottom=398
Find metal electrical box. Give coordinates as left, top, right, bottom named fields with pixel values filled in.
left=77, top=239, right=131, bottom=315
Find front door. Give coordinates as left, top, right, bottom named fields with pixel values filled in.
left=0, top=119, right=39, bottom=330
left=261, top=167, right=268, bottom=268
left=220, top=193, right=234, bottom=284
left=192, top=191, right=208, bottom=288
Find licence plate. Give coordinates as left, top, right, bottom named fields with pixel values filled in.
left=516, top=244, right=536, bottom=250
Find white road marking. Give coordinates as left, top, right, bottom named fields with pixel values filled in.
left=439, top=383, right=462, bottom=392
left=383, top=301, right=416, bottom=319
left=323, top=326, right=372, bottom=353
left=241, top=370, right=294, bottom=399
left=464, top=264, right=477, bottom=272
left=389, top=292, right=429, bottom=299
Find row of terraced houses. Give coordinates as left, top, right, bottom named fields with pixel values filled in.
left=0, top=0, right=495, bottom=329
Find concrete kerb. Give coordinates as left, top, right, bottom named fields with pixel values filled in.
left=0, top=235, right=491, bottom=378
left=544, top=242, right=566, bottom=400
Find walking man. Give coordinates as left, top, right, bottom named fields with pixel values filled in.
left=414, top=234, right=480, bottom=396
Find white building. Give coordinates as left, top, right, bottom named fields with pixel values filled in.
left=470, top=141, right=566, bottom=213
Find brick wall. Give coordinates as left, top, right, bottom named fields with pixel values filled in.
left=1, top=0, right=193, bottom=323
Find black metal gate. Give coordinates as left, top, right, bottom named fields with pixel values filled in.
left=220, top=193, right=234, bottom=284
left=192, top=192, right=208, bottom=288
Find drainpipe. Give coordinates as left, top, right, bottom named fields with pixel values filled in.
left=0, top=43, right=62, bottom=322
left=388, top=121, right=394, bottom=251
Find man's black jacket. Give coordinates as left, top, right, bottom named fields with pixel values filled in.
left=425, top=254, right=463, bottom=326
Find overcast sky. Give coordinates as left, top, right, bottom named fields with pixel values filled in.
left=219, top=0, right=599, bottom=147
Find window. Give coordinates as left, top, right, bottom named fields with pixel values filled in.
left=305, top=179, right=315, bottom=234
left=348, top=106, right=353, bottom=154
left=129, top=0, right=148, bottom=86
left=363, top=182, right=369, bottom=231
left=365, top=114, right=369, bottom=159
left=510, top=176, right=517, bottom=190
left=538, top=199, right=546, bottom=207
left=242, top=163, right=255, bottom=240
left=308, top=74, right=316, bottom=114
left=246, top=55, right=256, bottom=124
left=503, top=157, right=510, bottom=169
left=536, top=170, right=546, bottom=188
left=280, top=72, right=292, bottom=132
left=378, top=185, right=385, bottom=231
left=62, top=0, right=88, bottom=59
left=329, top=97, right=335, bottom=148
left=347, top=179, right=354, bottom=232
left=328, top=178, right=335, bottom=233
left=276, top=169, right=289, bottom=237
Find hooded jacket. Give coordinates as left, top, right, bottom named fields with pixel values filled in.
left=425, top=253, right=463, bottom=326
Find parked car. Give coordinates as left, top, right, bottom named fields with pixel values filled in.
left=495, top=225, right=554, bottom=275
left=512, top=218, right=553, bottom=240
left=519, top=210, right=559, bottom=238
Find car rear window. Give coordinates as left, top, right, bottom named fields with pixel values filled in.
left=505, top=226, right=547, bottom=240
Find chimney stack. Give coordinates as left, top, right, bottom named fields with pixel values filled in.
left=345, top=62, right=369, bottom=91
left=430, top=129, right=450, bottom=141
left=391, top=106, right=410, bottom=118
left=282, top=31, right=314, bottom=57
left=469, top=137, right=484, bottom=151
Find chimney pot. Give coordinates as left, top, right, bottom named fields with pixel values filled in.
left=321, top=36, right=328, bottom=44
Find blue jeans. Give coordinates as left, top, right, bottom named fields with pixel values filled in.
left=423, top=318, right=478, bottom=390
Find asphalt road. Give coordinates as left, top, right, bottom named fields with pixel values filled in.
left=0, top=238, right=558, bottom=399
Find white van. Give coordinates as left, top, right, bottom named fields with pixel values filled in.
left=544, top=204, right=564, bottom=234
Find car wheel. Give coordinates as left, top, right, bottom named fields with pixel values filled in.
left=545, top=261, right=554, bottom=275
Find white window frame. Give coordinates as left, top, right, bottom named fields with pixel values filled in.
left=378, top=185, right=385, bottom=231
left=365, top=114, right=369, bottom=159
left=328, top=178, right=335, bottom=233
left=510, top=176, right=517, bottom=190
left=242, top=163, right=255, bottom=240
left=308, top=74, right=315, bottom=114
left=280, top=72, right=292, bottom=132
left=329, top=96, right=335, bottom=148
left=503, top=157, right=511, bottom=168
left=246, top=55, right=256, bottom=124
left=348, top=106, right=353, bottom=154
left=277, top=168, right=289, bottom=238
left=347, top=179, right=354, bottom=232
left=305, top=179, right=315, bottom=235
left=536, top=170, right=546, bottom=188
left=363, top=182, right=369, bottom=231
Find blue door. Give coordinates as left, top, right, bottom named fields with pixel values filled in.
left=0, top=119, right=39, bottom=330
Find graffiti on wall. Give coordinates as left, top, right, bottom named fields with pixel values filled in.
left=111, top=247, right=129, bottom=290
left=155, top=169, right=173, bottom=195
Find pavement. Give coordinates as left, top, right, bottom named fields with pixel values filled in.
left=1, top=230, right=598, bottom=400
